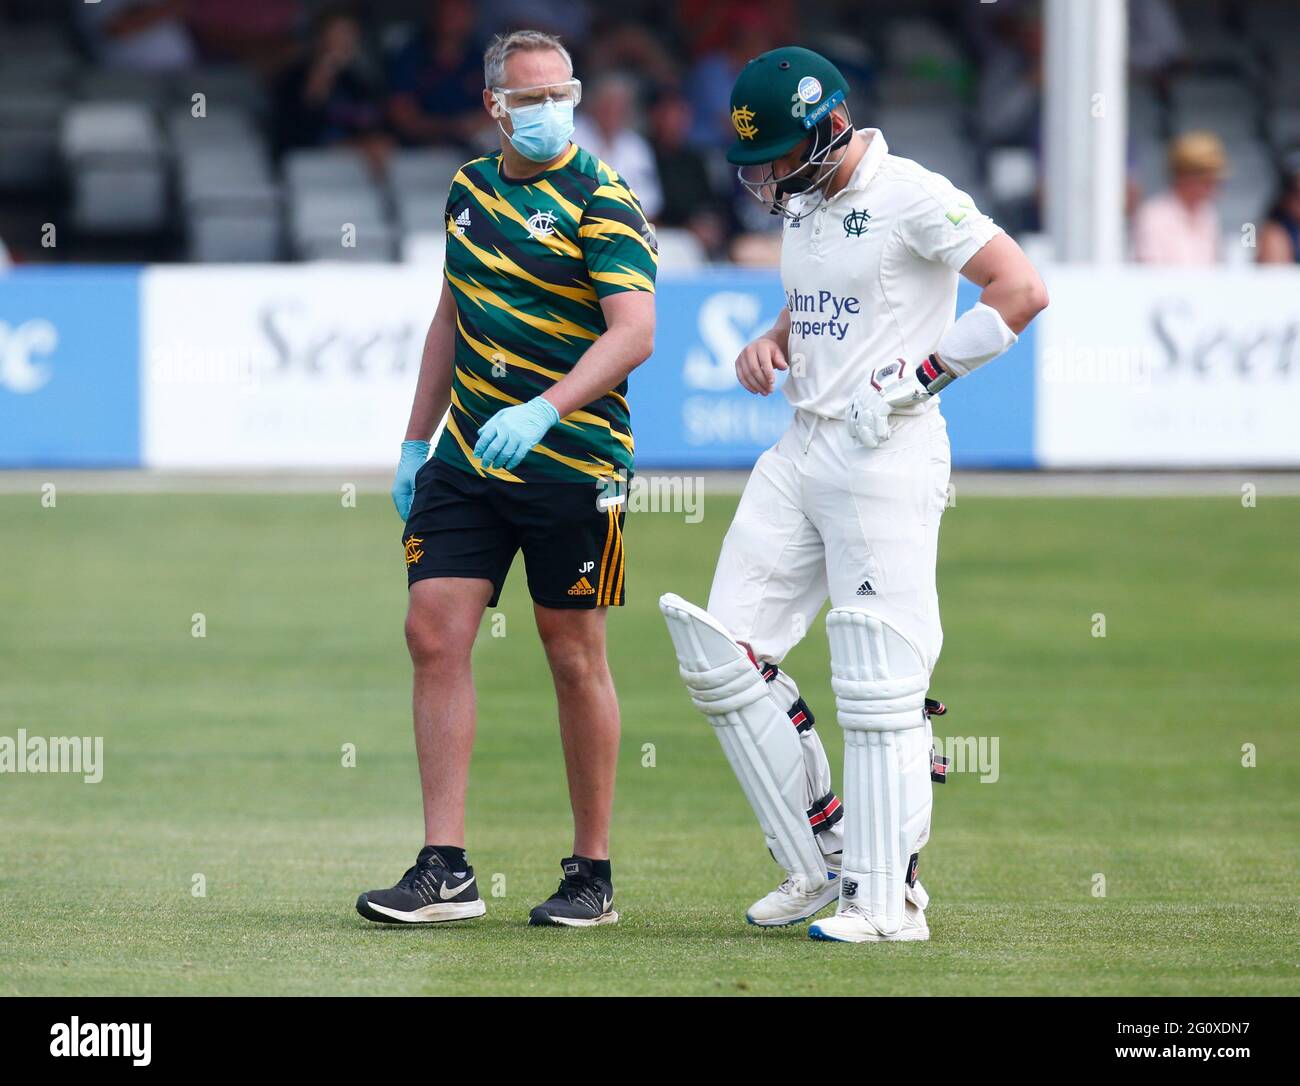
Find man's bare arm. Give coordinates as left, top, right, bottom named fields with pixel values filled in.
left=766, top=306, right=791, bottom=354
left=404, top=279, right=457, bottom=441
left=957, top=234, right=1049, bottom=334
left=736, top=306, right=791, bottom=395
left=541, top=290, right=655, bottom=418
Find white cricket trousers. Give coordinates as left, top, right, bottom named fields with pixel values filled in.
left=709, top=406, right=951, bottom=668
left=706, top=406, right=951, bottom=857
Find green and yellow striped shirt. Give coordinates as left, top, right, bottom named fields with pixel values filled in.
left=436, top=144, right=658, bottom=484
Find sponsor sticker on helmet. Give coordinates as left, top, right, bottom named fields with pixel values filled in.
left=802, top=88, right=845, bottom=129
left=797, top=76, right=822, bottom=104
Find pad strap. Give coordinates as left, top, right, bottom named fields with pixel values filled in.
left=916, top=354, right=955, bottom=393
left=807, top=790, right=843, bottom=836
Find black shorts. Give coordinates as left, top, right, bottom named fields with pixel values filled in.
left=402, top=458, right=627, bottom=609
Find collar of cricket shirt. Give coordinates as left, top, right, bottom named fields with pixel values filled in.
left=831, top=128, right=889, bottom=200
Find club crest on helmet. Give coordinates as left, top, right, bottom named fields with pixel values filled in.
left=731, top=104, right=758, bottom=140
left=726, top=47, right=854, bottom=223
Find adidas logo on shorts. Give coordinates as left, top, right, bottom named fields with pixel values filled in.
left=856, top=579, right=876, bottom=596
left=567, top=576, right=596, bottom=596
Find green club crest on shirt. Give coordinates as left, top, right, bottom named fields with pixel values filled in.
left=843, top=209, right=871, bottom=237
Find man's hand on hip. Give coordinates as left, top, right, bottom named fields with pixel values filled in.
left=473, top=396, right=560, bottom=471
left=392, top=439, right=430, bottom=520
left=846, top=360, right=933, bottom=449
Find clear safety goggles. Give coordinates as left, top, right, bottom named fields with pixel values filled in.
left=490, top=78, right=582, bottom=112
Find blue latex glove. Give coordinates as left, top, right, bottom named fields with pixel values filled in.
left=473, top=396, right=560, bottom=471
left=392, top=439, right=429, bottom=520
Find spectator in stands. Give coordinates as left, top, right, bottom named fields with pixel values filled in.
left=1133, top=132, right=1227, bottom=265
left=273, top=7, right=391, bottom=173
left=581, top=18, right=681, bottom=90
left=968, top=0, right=1043, bottom=149
left=1128, top=0, right=1185, bottom=85
left=187, top=0, right=304, bottom=76
left=480, top=0, right=591, bottom=45
left=1258, top=158, right=1300, bottom=265
left=387, top=0, right=485, bottom=150
left=78, top=0, right=197, bottom=72
left=683, top=6, right=777, bottom=149
left=574, top=73, right=663, bottom=220
left=648, top=88, right=725, bottom=257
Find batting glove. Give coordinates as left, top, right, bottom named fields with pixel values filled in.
left=846, top=358, right=948, bottom=449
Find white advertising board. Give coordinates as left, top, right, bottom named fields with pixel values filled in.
left=143, top=266, right=441, bottom=468
left=1037, top=267, right=1300, bottom=467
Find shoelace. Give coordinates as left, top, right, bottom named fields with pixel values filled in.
left=777, top=875, right=827, bottom=897
left=554, top=876, right=603, bottom=911
left=397, top=862, right=447, bottom=893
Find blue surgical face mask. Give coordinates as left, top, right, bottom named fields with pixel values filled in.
left=504, top=99, right=575, bottom=162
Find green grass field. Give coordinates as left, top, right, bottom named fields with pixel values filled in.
left=1, top=486, right=1297, bottom=996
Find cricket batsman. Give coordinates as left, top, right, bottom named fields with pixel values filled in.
left=356, top=29, right=656, bottom=927
left=660, top=47, right=1047, bottom=942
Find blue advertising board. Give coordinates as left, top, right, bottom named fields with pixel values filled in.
left=631, top=269, right=791, bottom=468
left=0, top=267, right=141, bottom=467
left=0, top=265, right=1034, bottom=470
left=632, top=272, right=1035, bottom=470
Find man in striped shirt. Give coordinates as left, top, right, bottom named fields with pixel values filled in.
left=356, top=29, right=656, bottom=930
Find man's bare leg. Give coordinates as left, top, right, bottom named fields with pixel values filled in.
left=355, top=576, right=493, bottom=924
left=534, top=604, right=620, bottom=859
left=405, top=576, right=494, bottom=846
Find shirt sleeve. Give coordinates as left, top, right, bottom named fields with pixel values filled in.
left=441, top=170, right=468, bottom=279
left=579, top=168, right=659, bottom=299
left=899, top=169, right=1003, bottom=272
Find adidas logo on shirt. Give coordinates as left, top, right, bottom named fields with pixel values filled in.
left=453, top=207, right=471, bottom=235
left=567, top=576, right=596, bottom=596
left=856, top=579, right=876, bottom=596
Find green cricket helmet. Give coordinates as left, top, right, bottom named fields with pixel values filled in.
left=727, top=46, right=854, bottom=221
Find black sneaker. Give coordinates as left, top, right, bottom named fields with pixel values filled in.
left=356, top=846, right=486, bottom=924
left=528, top=856, right=618, bottom=927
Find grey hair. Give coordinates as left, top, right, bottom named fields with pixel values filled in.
left=483, top=29, right=573, bottom=90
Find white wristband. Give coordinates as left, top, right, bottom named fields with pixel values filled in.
left=935, top=302, right=1018, bottom=377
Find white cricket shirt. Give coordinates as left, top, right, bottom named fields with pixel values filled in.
left=780, top=128, right=1003, bottom=418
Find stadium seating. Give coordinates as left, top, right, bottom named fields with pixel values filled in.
left=0, top=25, right=75, bottom=193
left=285, top=149, right=396, bottom=261
left=651, top=227, right=707, bottom=270
left=1, top=2, right=1295, bottom=267
left=0, top=88, right=65, bottom=192
left=170, top=105, right=282, bottom=262
left=61, top=102, right=168, bottom=234
left=388, top=149, right=464, bottom=235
